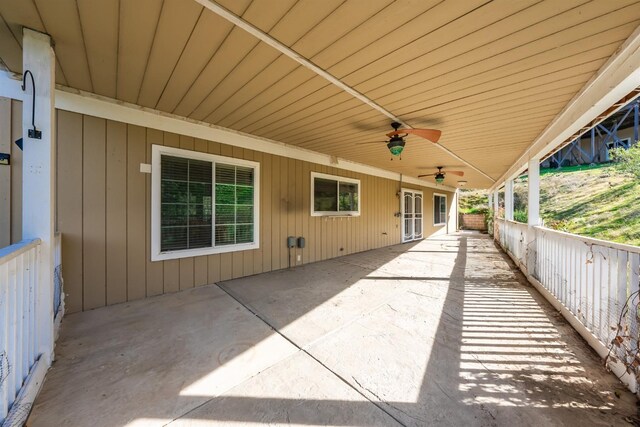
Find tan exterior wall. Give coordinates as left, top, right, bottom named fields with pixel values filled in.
left=2, top=103, right=455, bottom=313
left=0, top=99, right=22, bottom=247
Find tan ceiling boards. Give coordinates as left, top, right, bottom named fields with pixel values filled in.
left=1, top=0, right=639, bottom=188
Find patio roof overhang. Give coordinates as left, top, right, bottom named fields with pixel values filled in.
left=1, top=0, right=640, bottom=188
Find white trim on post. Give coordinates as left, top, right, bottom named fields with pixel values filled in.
left=492, top=188, right=499, bottom=239
left=504, top=180, right=514, bottom=221
left=526, top=158, right=541, bottom=270
left=527, top=159, right=541, bottom=227
left=21, top=28, right=55, bottom=365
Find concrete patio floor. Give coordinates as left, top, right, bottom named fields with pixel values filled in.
left=29, top=232, right=637, bottom=426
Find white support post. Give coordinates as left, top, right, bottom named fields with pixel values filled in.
left=449, top=189, right=459, bottom=233
left=505, top=179, right=514, bottom=221
left=527, top=158, right=541, bottom=227
left=492, top=189, right=499, bottom=239
left=526, top=158, right=542, bottom=273
left=22, top=28, right=55, bottom=364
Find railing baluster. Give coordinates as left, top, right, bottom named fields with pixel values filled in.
left=607, top=248, right=618, bottom=346
left=0, top=262, right=8, bottom=419
left=15, top=254, right=23, bottom=390
left=593, top=247, right=602, bottom=342
left=29, top=247, right=36, bottom=366
left=0, top=239, right=48, bottom=423
left=630, top=253, right=640, bottom=355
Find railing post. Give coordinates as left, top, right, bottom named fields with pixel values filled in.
left=527, top=157, right=541, bottom=274
left=21, top=28, right=55, bottom=365
left=505, top=179, right=514, bottom=221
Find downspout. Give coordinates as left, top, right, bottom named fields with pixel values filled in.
left=398, top=173, right=403, bottom=217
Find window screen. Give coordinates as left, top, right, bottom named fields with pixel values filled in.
left=215, top=163, right=255, bottom=246
left=339, top=182, right=358, bottom=212
left=161, top=155, right=212, bottom=251
left=434, top=195, right=447, bottom=225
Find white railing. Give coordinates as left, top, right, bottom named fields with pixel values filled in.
left=496, top=218, right=529, bottom=267
left=53, top=233, right=62, bottom=317
left=0, top=239, right=41, bottom=422
left=494, top=222, right=640, bottom=391
left=534, top=227, right=640, bottom=364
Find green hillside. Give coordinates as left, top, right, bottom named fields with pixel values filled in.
left=537, top=164, right=640, bottom=246
left=459, top=164, right=640, bottom=246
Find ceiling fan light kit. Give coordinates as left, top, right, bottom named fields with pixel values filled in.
left=418, top=166, right=464, bottom=184
left=387, top=134, right=406, bottom=156
left=356, top=121, right=442, bottom=159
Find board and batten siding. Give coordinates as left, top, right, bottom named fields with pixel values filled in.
left=1, top=103, right=455, bottom=313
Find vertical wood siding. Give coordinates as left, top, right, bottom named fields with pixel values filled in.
left=1, top=106, right=454, bottom=313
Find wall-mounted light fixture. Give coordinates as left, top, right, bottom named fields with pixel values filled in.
left=22, top=70, right=41, bottom=139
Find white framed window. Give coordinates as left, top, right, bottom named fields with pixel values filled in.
left=151, top=145, right=260, bottom=261
left=311, top=172, right=360, bottom=216
left=433, top=193, right=447, bottom=226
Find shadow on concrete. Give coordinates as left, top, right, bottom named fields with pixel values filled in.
left=30, top=233, right=637, bottom=426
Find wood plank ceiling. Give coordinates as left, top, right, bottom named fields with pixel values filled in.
left=1, top=0, right=639, bottom=188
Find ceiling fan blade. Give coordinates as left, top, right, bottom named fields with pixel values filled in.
left=447, top=170, right=464, bottom=176
left=386, top=128, right=441, bottom=143
left=417, top=173, right=436, bottom=177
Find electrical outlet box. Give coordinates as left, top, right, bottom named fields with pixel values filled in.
left=297, top=237, right=305, bottom=249
left=287, top=236, right=296, bottom=248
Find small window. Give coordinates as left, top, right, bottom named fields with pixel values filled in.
left=434, top=194, right=447, bottom=226
left=152, top=145, right=259, bottom=261
left=311, top=172, right=360, bottom=216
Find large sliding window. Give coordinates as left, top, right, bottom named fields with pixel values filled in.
left=433, top=193, right=447, bottom=226
left=152, top=145, right=259, bottom=261
left=311, top=172, right=360, bottom=216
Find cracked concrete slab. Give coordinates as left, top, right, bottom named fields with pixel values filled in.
left=168, top=351, right=400, bottom=427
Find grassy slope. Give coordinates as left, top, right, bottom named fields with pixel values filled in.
left=539, top=164, right=640, bottom=246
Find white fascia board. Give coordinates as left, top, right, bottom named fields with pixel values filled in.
left=489, top=23, right=640, bottom=191
left=0, top=70, right=454, bottom=192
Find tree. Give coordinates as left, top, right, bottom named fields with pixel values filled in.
left=610, top=142, right=640, bottom=178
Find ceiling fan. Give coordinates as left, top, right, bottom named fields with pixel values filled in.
left=357, top=122, right=442, bottom=159
left=418, top=166, right=464, bottom=184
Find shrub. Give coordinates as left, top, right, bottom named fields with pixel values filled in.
left=610, top=142, right=640, bottom=179
left=513, top=209, right=528, bottom=223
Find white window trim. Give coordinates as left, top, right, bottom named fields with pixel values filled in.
left=433, top=193, right=447, bottom=227
left=151, top=145, right=260, bottom=261
left=310, top=171, right=361, bottom=217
